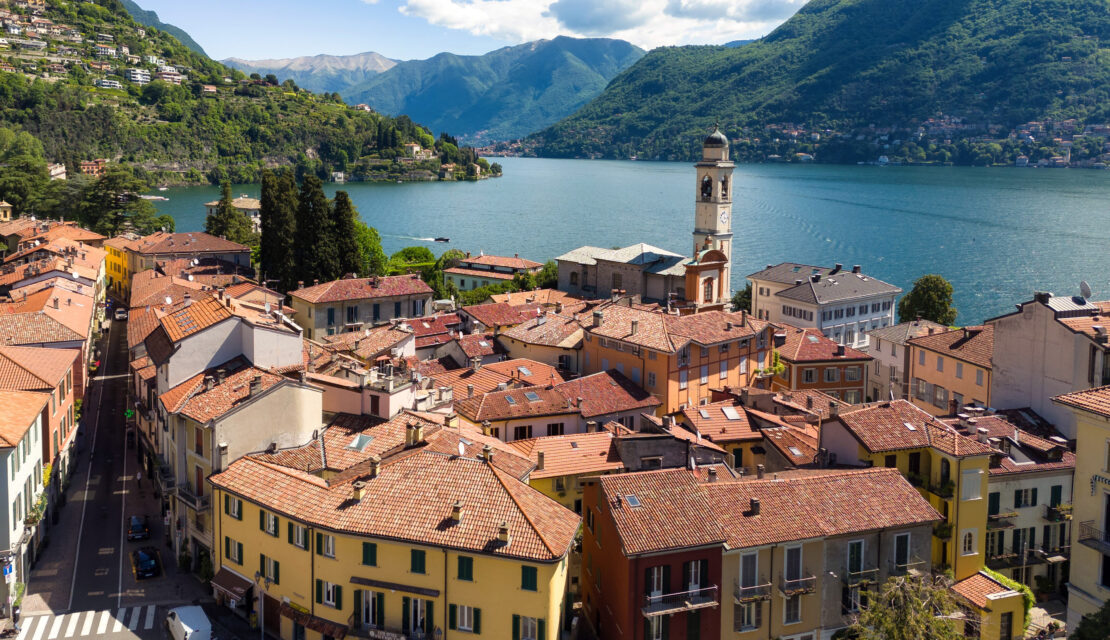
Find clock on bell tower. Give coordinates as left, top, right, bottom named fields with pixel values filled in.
left=692, top=125, right=735, bottom=296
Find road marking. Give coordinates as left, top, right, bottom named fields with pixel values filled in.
left=79, top=611, right=94, bottom=637
left=112, top=609, right=124, bottom=633
left=143, top=605, right=155, bottom=630
left=63, top=613, right=79, bottom=638
left=117, top=386, right=129, bottom=611
left=46, top=616, right=63, bottom=640
left=96, top=611, right=109, bottom=636
left=30, top=616, right=48, bottom=640
left=127, top=607, right=140, bottom=630
left=15, top=615, right=35, bottom=640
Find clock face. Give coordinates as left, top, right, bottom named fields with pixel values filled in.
left=719, top=211, right=730, bottom=225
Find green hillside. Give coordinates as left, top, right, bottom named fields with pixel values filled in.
left=0, top=0, right=479, bottom=187
left=119, top=0, right=206, bottom=56
left=345, top=37, right=645, bottom=143
left=532, top=0, right=1110, bottom=160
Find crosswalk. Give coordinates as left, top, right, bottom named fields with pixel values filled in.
left=18, top=606, right=158, bottom=640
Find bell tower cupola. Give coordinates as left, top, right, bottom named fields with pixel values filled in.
left=691, top=125, right=735, bottom=299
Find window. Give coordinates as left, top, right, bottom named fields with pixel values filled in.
left=936, top=356, right=944, bottom=372
left=458, top=556, right=474, bottom=581
left=785, top=546, right=802, bottom=581
left=317, top=580, right=341, bottom=608
left=647, top=372, right=656, bottom=388
left=516, top=616, right=540, bottom=640
left=521, top=565, right=538, bottom=591
left=976, top=369, right=984, bottom=386
left=999, top=612, right=1013, bottom=640
left=720, top=360, right=728, bottom=380
left=224, top=536, right=243, bottom=565
left=261, top=511, right=278, bottom=536
left=884, top=454, right=896, bottom=468
left=411, top=549, right=426, bottom=574
left=961, top=469, right=982, bottom=501
left=894, top=533, right=910, bottom=568
left=1014, top=488, right=1038, bottom=509
left=846, top=306, right=855, bottom=317
left=803, top=368, right=816, bottom=383
left=955, top=361, right=963, bottom=379
left=513, top=425, right=532, bottom=441
left=679, top=369, right=688, bottom=390
left=700, top=365, right=708, bottom=385
left=288, top=523, right=306, bottom=549
left=347, top=306, right=358, bottom=323
left=784, top=595, right=801, bottom=624
left=845, top=366, right=861, bottom=382
left=261, top=554, right=280, bottom=584
left=394, top=301, right=402, bottom=318
left=908, top=452, right=921, bottom=476
left=845, top=329, right=854, bottom=344
left=360, top=590, right=383, bottom=629
left=918, top=350, right=925, bottom=366
left=648, top=565, right=665, bottom=595
left=952, top=392, right=964, bottom=410
left=545, top=423, right=564, bottom=436
left=824, top=368, right=839, bottom=383
left=194, top=426, right=204, bottom=456
left=322, top=534, right=336, bottom=558
left=933, top=385, right=948, bottom=409
left=451, top=604, right=479, bottom=633
left=844, top=390, right=862, bottom=404
left=362, top=542, right=378, bottom=566
left=372, top=303, right=380, bottom=322
left=738, top=601, right=760, bottom=630
left=678, top=345, right=690, bottom=367
left=961, top=529, right=977, bottom=556
left=224, top=495, right=242, bottom=520
left=570, top=272, right=578, bottom=286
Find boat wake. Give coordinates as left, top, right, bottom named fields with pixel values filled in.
left=387, top=235, right=438, bottom=242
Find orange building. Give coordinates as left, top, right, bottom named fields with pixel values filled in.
left=907, top=325, right=993, bottom=416
left=581, top=301, right=775, bottom=413
left=772, top=324, right=872, bottom=403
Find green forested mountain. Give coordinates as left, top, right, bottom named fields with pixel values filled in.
left=344, top=37, right=645, bottom=143
left=532, top=0, right=1110, bottom=160
left=0, top=0, right=477, bottom=185
left=118, top=0, right=206, bottom=56
left=223, top=52, right=397, bottom=95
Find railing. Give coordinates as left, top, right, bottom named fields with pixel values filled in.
left=642, top=585, right=719, bottom=617
left=734, top=578, right=772, bottom=603
left=930, top=480, right=955, bottom=500
left=346, top=613, right=416, bottom=639
left=842, top=566, right=880, bottom=586
left=779, top=572, right=817, bottom=596
left=987, top=511, right=1019, bottom=530
left=1044, top=504, right=1072, bottom=522
left=985, top=551, right=1020, bottom=570
left=889, top=557, right=927, bottom=576
left=176, top=484, right=210, bottom=511
left=1077, top=521, right=1110, bottom=555
left=934, top=522, right=953, bottom=540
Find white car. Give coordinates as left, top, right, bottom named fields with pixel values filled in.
left=113, top=308, right=127, bottom=321
left=165, top=606, right=212, bottom=640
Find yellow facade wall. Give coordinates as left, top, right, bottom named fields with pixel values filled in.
left=908, top=345, right=991, bottom=416
left=720, top=541, right=824, bottom=639
left=1064, top=405, right=1110, bottom=623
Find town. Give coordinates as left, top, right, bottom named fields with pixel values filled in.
left=0, top=128, right=1104, bottom=640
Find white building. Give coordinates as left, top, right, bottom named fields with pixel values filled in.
left=748, top=262, right=901, bottom=349
left=93, top=78, right=121, bottom=89
left=0, top=390, right=48, bottom=614
left=125, top=67, right=149, bottom=85
left=988, top=291, right=1110, bottom=440
left=865, top=319, right=948, bottom=402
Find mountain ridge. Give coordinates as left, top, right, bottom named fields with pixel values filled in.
left=224, top=51, right=397, bottom=94
left=118, top=0, right=206, bottom=56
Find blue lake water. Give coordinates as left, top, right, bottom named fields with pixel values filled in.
left=148, top=157, right=1110, bottom=324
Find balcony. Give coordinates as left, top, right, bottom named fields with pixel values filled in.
left=642, top=585, right=719, bottom=617
left=176, top=484, right=210, bottom=511
left=1078, top=521, right=1110, bottom=555
left=930, top=480, right=955, bottom=500
left=1044, top=504, right=1072, bottom=523
left=779, top=572, right=817, bottom=596
left=734, top=578, right=772, bottom=603
left=889, top=557, right=927, bottom=576
left=346, top=619, right=423, bottom=640
left=987, top=511, right=1019, bottom=530
left=842, top=566, right=880, bottom=586
left=987, top=549, right=1046, bottom=570
left=934, top=522, right=953, bottom=540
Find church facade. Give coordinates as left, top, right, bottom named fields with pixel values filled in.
left=556, top=128, right=735, bottom=311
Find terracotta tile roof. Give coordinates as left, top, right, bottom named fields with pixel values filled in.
left=3, top=237, right=105, bottom=268
left=552, top=369, right=661, bottom=419
left=1053, top=385, right=1110, bottom=418
left=1056, top=301, right=1110, bottom=341
left=411, top=313, right=461, bottom=349
left=406, top=356, right=455, bottom=377
left=866, top=319, right=950, bottom=346
left=776, top=324, right=872, bottom=363
left=772, top=388, right=844, bottom=419
left=0, top=312, right=82, bottom=345
left=157, top=295, right=234, bottom=342
left=129, top=270, right=205, bottom=308
left=907, top=325, right=993, bottom=370
left=458, top=254, right=543, bottom=271
left=155, top=257, right=258, bottom=289
left=290, top=275, right=431, bottom=304
left=952, top=571, right=1017, bottom=609
left=761, top=426, right=819, bottom=466
left=587, top=304, right=759, bottom=353
left=429, top=366, right=516, bottom=403
left=834, top=400, right=994, bottom=458
left=323, top=325, right=412, bottom=361
left=25, top=223, right=105, bottom=245
left=703, top=468, right=941, bottom=548
left=483, top=359, right=565, bottom=388
left=455, top=384, right=577, bottom=423
left=211, top=447, right=577, bottom=562
left=499, top=311, right=584, bottom=348
left=0, top=219, right=38, bottom=239
left=680, top=400, right=762, bottom=444
left=659, top=420, right=728, bottom=453
left=0, top=345, right=75, bottom=390
left=941, top=415, right=1075, bottom=476
left=508, top=432, right=623, bottom=479
left=160, top=358, right=284, bottom=423
left=129, top=355, right=156, bottom=381
left=0, top=390, right=48, bottom=446
left=0, top=257, right=91, bottom=288
left=104, top=234, right=144, bottom=252
left=443, top=266, right=516, bottom=281
left=489, top=289, right=582, bottom=307
left=452, top=333, right=505, bottom=359
left=0, top=286, right=93, bottom=342
left=597, top=469, right=727, bottom=555
left=127, top=304, right=172, bottom=350
left=460, top=302, right=532, bottom=329
left=137, top=231, right=251, bottom=256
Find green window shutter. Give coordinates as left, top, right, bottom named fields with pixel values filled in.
left=988, top=492, right=1000, bottom=516
left=512, top=614, right=520, bottom=640
left=235, top=499, right=242, bottom=520
left=375, top=592, right=384, bottom=627
left=224, top=536, right=230, bottom=560
left=411, top=549, right=425, bottom=574
left=522, top=566, right=537, bottom=591
left=353, top=589, right=362, bottom=623
left=272, top=515, right=279, bottom=535
left=473, top=608, right=481, bottom=634
left=1014, top=489, right=1022, bottom=509
left=287, top=522, right=293, bottom=545
left=315, top=579, right=322, bottom=604
left=336, top=585, right=343, bottom=611
left=449, top=604, right=457, bottom=630
left=237, top=542, right=243, bottom=565
left=260, top=509, right=266, bottom=530
left=274, top=561, right=279, bottom=585
left=316, top=532, right=323, bottom=556
left=224, top=494, right=229, bottom=515
left=260, top=553, right=266, bottom=576
left=538, top=618, right=546, bottom=640
left=402, top=597, right=411, bottom=634
left=363, top=542, right=377, bottom=566
left=1050, top=485, right=1062, bottom=507
left=1031, top=488, right=1038, bottom=506
left=459, top=556, right=473, bottom=581
left=425, top=602, right=434, bottom=635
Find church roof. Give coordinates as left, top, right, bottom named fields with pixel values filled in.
left=556, top=244, right=688, bottom=275
left=704, top=127, right=728, bottom=147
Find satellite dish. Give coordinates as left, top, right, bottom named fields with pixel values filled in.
left=164, top=296, right=172, bottom=305
left=187, top=274, right=194, bottom=281
left=1081, top=280, right=1092, bottom=299
left=192, top=258, right=199, bottom=266
left=457, top=441, right=465, bottom=457
left=70, top=271, right=79, bottom=279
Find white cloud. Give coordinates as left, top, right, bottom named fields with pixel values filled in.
left=397, top=0, right=804, bottom=49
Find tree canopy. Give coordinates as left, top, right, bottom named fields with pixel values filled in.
left=1073, top=597, right=1110, bottom=640
left=849, top=575, right=963, bottom=640
left=204, top=181, right=256, bottom=246
left=898, top=274, right=958, bottom=325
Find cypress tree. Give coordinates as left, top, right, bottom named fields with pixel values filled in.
left=330, top=191, right=362, bottom=277
left=259, top=170, right=298, bottom=291
left=205, top=181, right=255, bottom=246
left=294, top=175, right=339, bottom=284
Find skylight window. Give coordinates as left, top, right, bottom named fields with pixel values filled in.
left=505, top=395, right=517, bottom=405
left=903, top=421, right=917, bottom=431
left=518, top=366, right=533, bottom=377
left=699, top=409, right=710, bottom=419
left=478, top=340, right=490, bottom=348
left=625, top=495, right=642, bottom=507
left=807, top=335, right=820, bottom=343
left=788, top=447, right=802, bottom=457
left=346, top=434, right=373, bottom=451
left=792, top=266, right=801, bottom=272
left=524, top=391, right=541, bottom=402
left=721, top=406, right=742, bottom=420
left=570, top=442, right=579, bottom=448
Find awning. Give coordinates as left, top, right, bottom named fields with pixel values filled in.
left=279, top=603, right=348, bottom=639
left=1046, top=554, right=1067, bottom=564
left=211, top=568, right=252, bottom=600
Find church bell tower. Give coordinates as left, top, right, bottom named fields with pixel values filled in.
left=692, top=125, right=734, bottom=297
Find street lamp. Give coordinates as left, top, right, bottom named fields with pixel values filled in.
left=254, top=571, right=273, bottom=640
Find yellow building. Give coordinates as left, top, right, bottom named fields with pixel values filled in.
left=1053, top=386, right=1110, bottom=630
left=104, top=233, right=142, bottom=301
left=819, top=399, right=994, bottom=580
left=582, top=302, right=774, bottom=414
left=497, top=307, right=586, bottom=374
left=907, top=325, right=993, bottom=416
left=208, top=412, right=579, bottom=640
left=507, top=431, right=624, bottom=514
left=952, top=571, right=1027, bottom=640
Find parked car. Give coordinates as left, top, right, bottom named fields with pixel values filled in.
left=126, top=515, right=149, bottom=540
left=126, top=429, right=135, bottom=449
left=165, top=606, right=212, bottom=640
left=114, top=308, right=127, bottom=321
left=130, top=546, right=160, bottom=579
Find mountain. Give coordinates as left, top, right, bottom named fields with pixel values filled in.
left=344, top=37, right=645, bottom=143
left=224, top=52, right=397, bottom=94
left=119, top=0, right=206, bottom=56
left=532, top=0, right=1110, bottom=160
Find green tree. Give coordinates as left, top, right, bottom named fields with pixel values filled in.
left=898, top=274, right=958, bottom=325
left=390, top=246, right=436, bottom=269
left=731, top=283, right=752, bottom=312
left=204, top=181, right=255, bottom=246
left=0, top=127, right=48, bottom=216
left=294, top=175, right=339, bottom=284
left=259, top=170, right=298, bottom=291
left=330, top=191, right=362, bottom=277
left=1072, top=598, right=1110, bottom=640
left=536, top=260, right=558, bottom=289
left=849, top=575, right=962, bottom=640
left=78, top=165, right=160, bottom=234
left=352, top=220, right=388, bottom=277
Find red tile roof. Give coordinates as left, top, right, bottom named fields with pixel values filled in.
left=290, top=275, right=432, bottom=304
left=586, top=304, right=760, bottom=353
left=160, top=359, right=284, bottom=423
left=128, top=270, right=205, bottom=308
left=453, top=333, right=505, bottom=359
left=137, top=231, right=251, bottom=256
left=907, top=325, right=994, bottom=370
left=458, top=254, right=543, bottom=270
left=508, top=431, right=623, bottom=479
left=0, top=346, right=76, bottom=390
left=1057, top=301, right=1110, bottom=341
left=952, top=571, right=1018, bottom=609
left=411, top=313, right=462, bottom=349
left=680, top=400, right=762, bottom=444
left=776, top=324, right=872, bottom=363
left=323, top=325, right=412, bottom=361
left=0, top=390, right=49, bottom=446
left=942, top=414, right=1075, bottom=476
left=429, top=366, right=516, bottom=403
left=443, top=266, right=516, bottom=281
left=455, top=385, right=577, bottom=423
left=1053, top=385, right=1110, bottom=418
left=483, top=359, right=565, bottom=388
left=157, top=295, right=234, bottom=342
left=460, top=302, right=533, bottom=329
left=499, top=311, right=584, bottom=348
left=554, top=369, right=661, bottom=419
left=597, top=469, right=727, bottom=555
left=834, top=400, right=995, bottom=457
left=489, top=289, right=582, bottom=307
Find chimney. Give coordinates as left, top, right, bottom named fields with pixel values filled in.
left=630, top=319, right=639, bottom=335
left=249, top=375, right=262, bottom=396
left=204, top=375, right=215, bottom=392
left=928, top=327, right=936, bottom=335
left=52, top=297, right=58, bottom=309
left=707, top=467, right=717, bottom=482
left=480, top=420, right=492, bottom=436
left=352, top=480, right=367, bottom=501
left=794, top=279, right=802, bottom=286
left=726, top=321, right=734, bottom=331
left=368, top=455, right=381, bottom=478
left=852, top=265, right=861, bottom=274
left=576, top=396, right=584, bottom=409
left=555, top=302, right=563, bottom=314
left=297, top=280, right=304, bottom=289
left=450, top=500, right=462, bottom=523
left=445, top=411, right=458, bottom=428
left=811, top=274, right=821, bottom=283
left=593, top=310, right=604, bottom=328
left=467, top=384, right=475, bottom=398
left=497, top=522, right=510, bottom=544
left=740, top=387, right=750, bottom=406
left=537, top=451, right=545, bottom=471
left=586, top=420, right=599, bottom=433
left=977, top=426, right=989, bottom=444
left=749, top=497, right=761, bottom=515
left=829, top=401, right=840, bottom=417
left=471, top=356, right=481, bottom=372
left=835, top=344, right=845, bottom=357
left=496, top=382, right=507, bottom=391
left=481, top=444, right=493, bottom=463
left=1033, top=291, right=1051, bottom=304
left=741, top=309, right=747, bottom=324
left=756, top=464, right=765, bottom=479
left=831, top=263, right=842, bottom=274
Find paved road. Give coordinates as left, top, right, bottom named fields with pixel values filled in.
left=16, top=605, right=163, bottom=640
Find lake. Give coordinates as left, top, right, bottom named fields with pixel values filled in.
left=148, top=157, right=1110, bottom=324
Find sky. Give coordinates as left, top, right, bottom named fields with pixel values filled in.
left=136, top=0, right=807, bottom=61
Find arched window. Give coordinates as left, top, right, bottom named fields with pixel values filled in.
left=701, top=175, right=712, bottom=201
left=940, top=459, right=950, bottom=485
left=962, top=531, right=974, bottom=555
left=570, top=272, right=579, bottom=286
left=720, top=176, right=729, bottom=200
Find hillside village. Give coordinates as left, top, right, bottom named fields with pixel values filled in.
left=0, top=130, right=1106, bottom=640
